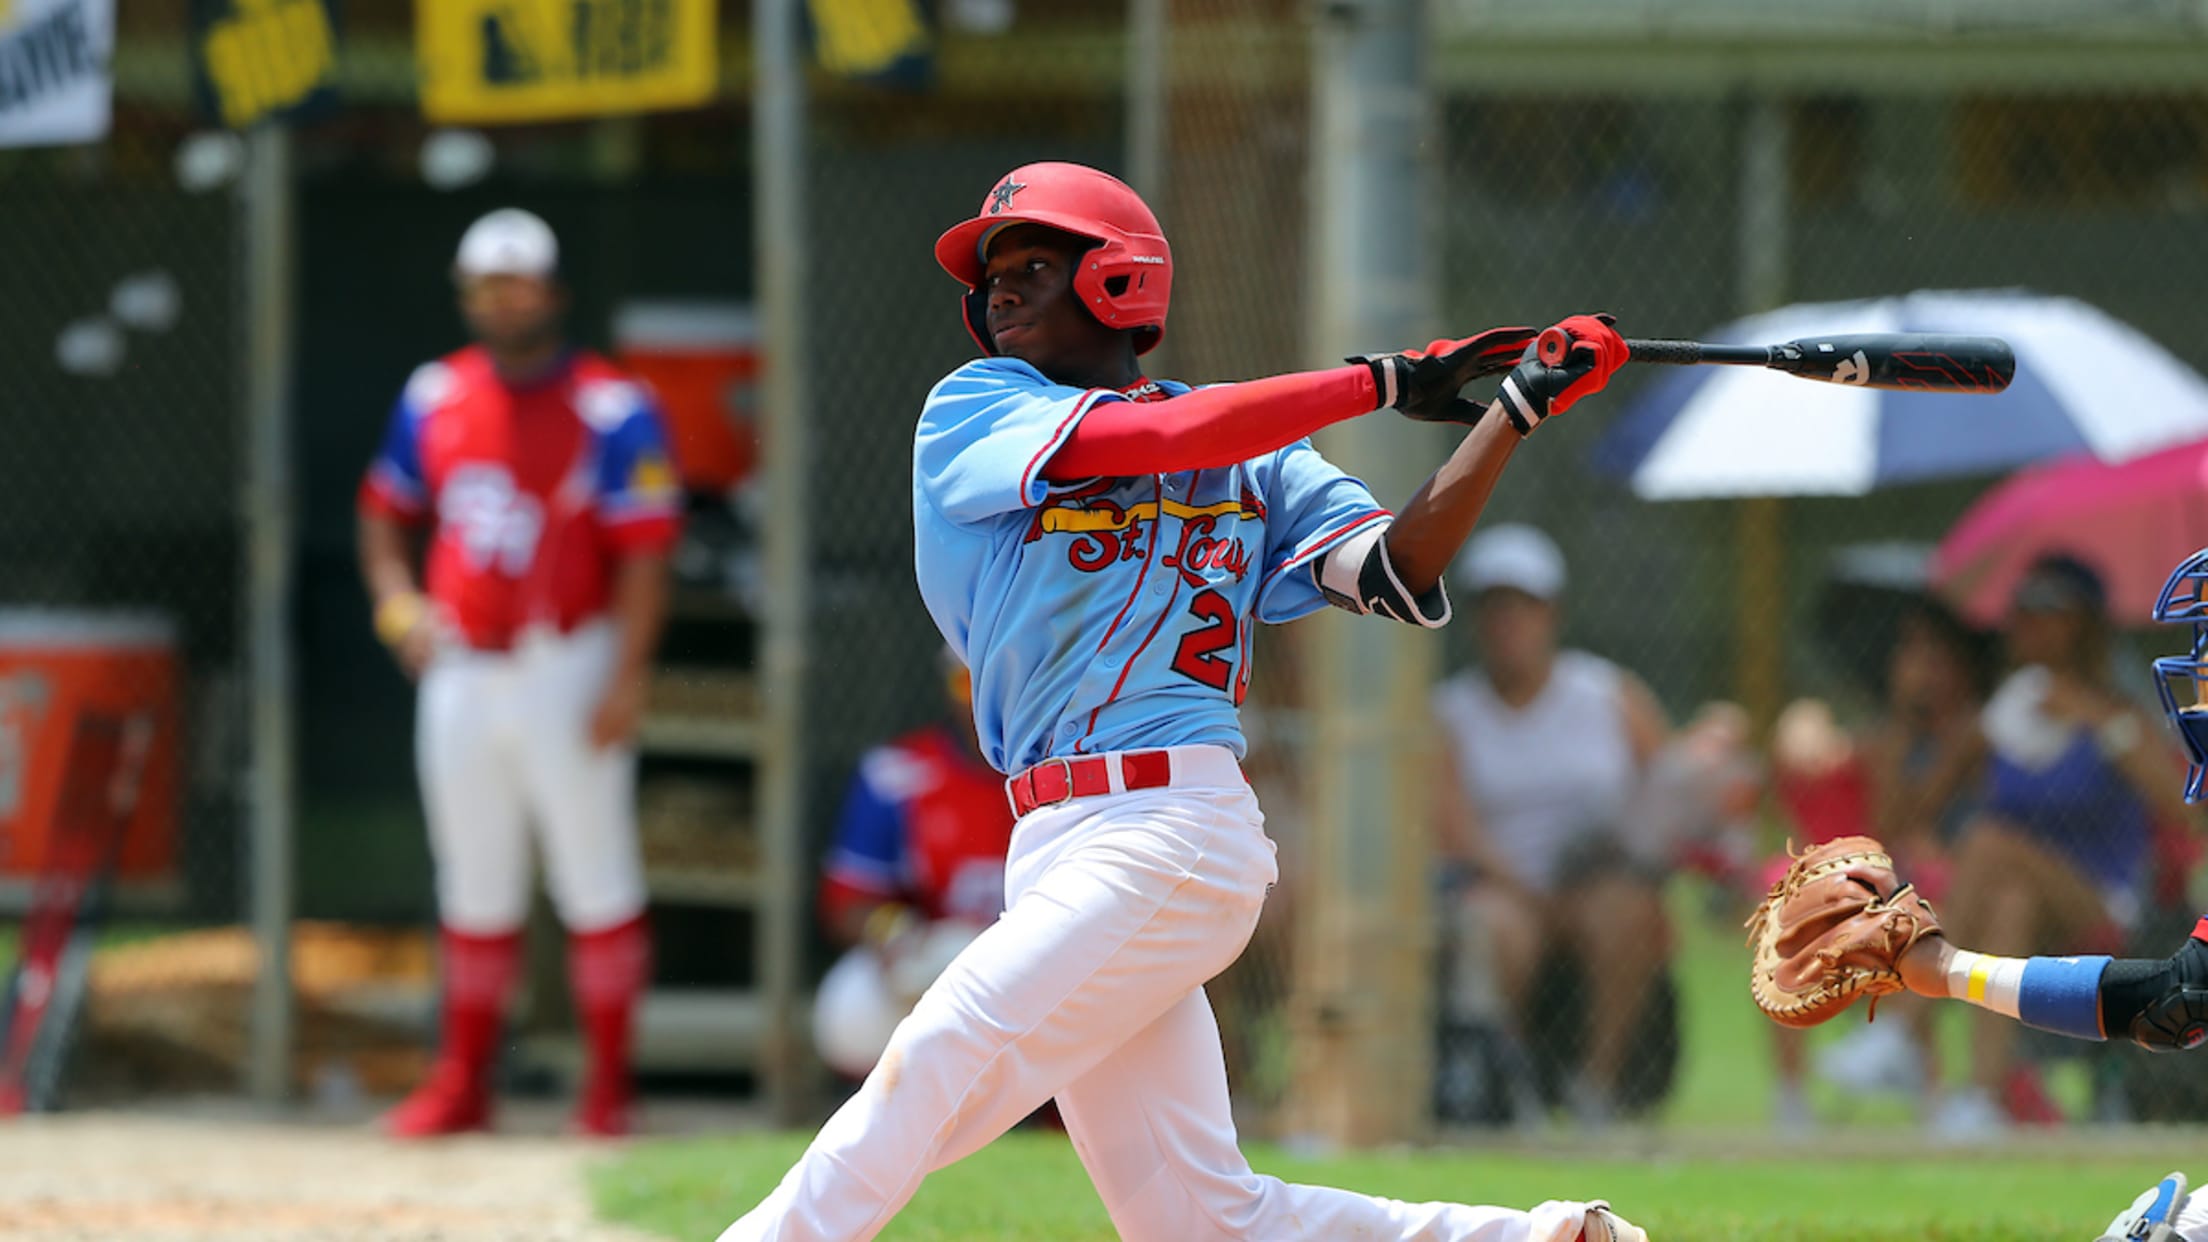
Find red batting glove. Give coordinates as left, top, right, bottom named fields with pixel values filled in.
left=1532, top=313, right=1627, bottom=415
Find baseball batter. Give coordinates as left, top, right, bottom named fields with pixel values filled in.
left=723, top=162, right=1641, bottom=1241
left=356, top=208, right=680, bottom=1138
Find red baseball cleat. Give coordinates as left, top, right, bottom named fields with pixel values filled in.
left=384, top=1070, right=492, bottom=1139
left=570, top=1081, right=634, bottom=1139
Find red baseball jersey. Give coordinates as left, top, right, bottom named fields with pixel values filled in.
left=820, top=724, right=1015, bottom=927
left=357, top=347, right=682, bottom=650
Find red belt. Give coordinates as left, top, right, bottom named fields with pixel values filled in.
left=1006, top=750, right=1174, bottom=817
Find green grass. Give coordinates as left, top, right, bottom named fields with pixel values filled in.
left=593, top=1131, right=2192, bottom=1240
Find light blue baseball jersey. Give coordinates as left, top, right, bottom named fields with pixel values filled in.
left=914, top=357, right=1390, bottom=774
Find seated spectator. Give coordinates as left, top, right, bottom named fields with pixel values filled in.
left=1430, top=525, right=1674, bottom=1124
left=811, top=652, right=1012, bottom=1080
left=1931, top=553, right=2191, bottom=1137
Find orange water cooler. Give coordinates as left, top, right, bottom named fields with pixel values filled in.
left=613, top=300, right=760, bottom=495
left=0, top=612, right=180, bottom=882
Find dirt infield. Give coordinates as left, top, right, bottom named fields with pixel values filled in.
left=0, top=1111, right=666, bottom=1242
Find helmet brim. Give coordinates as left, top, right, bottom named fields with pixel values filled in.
left=933, top=210, right=1111, bottom=289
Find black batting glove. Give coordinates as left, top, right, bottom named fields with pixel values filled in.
left=1350, top=326, right=1537, bottom=427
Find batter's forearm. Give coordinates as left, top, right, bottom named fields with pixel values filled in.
left=607, top=552, right=673, bottom=678
left=1382, top=403, right=1518, bottom=596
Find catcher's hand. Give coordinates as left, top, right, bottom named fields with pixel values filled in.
left=1745, top=835, right=1942, bottom=1028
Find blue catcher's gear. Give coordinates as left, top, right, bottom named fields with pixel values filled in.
left=2150, top=548, right=2208, bottom=803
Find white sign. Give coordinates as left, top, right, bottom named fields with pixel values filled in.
left=0, top=0, right=114, bottom=150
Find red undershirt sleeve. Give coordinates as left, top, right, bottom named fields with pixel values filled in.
left=1039, top=364, right=1381, bottom=481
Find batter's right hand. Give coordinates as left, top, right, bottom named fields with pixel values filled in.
left=1494, top=313, right=1625, bottom=436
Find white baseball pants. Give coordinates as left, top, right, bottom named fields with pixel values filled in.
left=721, top=745, right=1600, bottom=1242
left=415, top=621, right=646, bottom=935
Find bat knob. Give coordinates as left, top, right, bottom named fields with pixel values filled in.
left=1537, top=327, right=1571, bottom=367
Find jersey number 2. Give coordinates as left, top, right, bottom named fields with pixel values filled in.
left=1171, top=589, right=1246, bottom=704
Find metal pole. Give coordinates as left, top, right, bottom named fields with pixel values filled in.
left=240, top=123, right=296, bottom=1106
left=1125, top=0, right=1169, bottom=375
left=753, top=0, right=812, bottom=1126
left=1125, top=0, right=1167, bottom=205
left=1734, top=95, right=1791, bottom=737
left=1290, top=0, right=1433, bottom=1148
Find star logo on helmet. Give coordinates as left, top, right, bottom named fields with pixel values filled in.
left=988, top=180, right=1026, bottom=215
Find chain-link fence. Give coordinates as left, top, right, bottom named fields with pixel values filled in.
left=0, top=0, right=260, bottom=1107
left=8, top=0, right=2208, bottom=1147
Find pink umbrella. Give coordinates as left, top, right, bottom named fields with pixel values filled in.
left=1932, top=436, right=2208, bottom=628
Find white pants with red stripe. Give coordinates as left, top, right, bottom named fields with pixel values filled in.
left=416, top=621, right=646, bottom=935
left=720, top=745, right=1600, bottom=1242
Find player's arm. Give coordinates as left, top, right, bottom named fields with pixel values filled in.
left=1300, top=314, right=1628, bottom=622
left=1040, top=326, right=1537, bottom=481
left=1374, top=403, right=1521, bottom=595
left=1898, top=917, right=2208, bottom=1051
left=358, top=382, right=436, bottom=678
left=590, top=550, right=673, bottom=749
left=1378, top=314, right=1627, bottom=594
left=591, top=397, right=684, bottom=749
left=357, top=515, right=435, bottom=678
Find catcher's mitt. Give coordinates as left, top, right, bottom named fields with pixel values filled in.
left=1745, top=835, right=1942, bottom=1028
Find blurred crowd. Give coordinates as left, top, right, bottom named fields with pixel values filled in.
left=1418, top=531, right=2202, bottom=1137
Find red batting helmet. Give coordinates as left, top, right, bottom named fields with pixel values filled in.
left=933, top=162, right=1172, bottom=356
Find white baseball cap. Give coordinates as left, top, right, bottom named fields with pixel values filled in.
left=454, top=208, right=558, bottom=280
left=1453, top=523, right=1566, bottom=601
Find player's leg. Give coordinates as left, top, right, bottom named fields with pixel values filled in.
left=513, top=622, right=651, bottom=1136
left=394, top=652, right=533, bottom=1137
left=1055, top=985, right=1631, bottom=1242
left=718, top=780, right=1279, bottom=1242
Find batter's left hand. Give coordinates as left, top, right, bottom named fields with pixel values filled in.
left=590, top=674, right=647, bottom=749
left=1350, top=325, right=1537, bottom=426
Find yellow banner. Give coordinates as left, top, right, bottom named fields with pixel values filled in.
left=196, top=0, right=338, bottom=129
left=417, top=0, right=716, bottom=125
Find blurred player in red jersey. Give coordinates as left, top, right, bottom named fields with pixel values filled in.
left=356, top=209, right=682, bottom=1138
left=811, top=651, right=1013, bottom=1079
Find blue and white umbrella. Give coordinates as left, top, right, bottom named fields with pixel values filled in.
left=1591, top=290, right=2208, bottom=499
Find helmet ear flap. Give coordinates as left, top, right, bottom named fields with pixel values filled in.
left=961, top=289, right=995, bottom=356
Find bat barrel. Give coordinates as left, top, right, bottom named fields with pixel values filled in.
left=1781, top=334, right=2017, bottom=393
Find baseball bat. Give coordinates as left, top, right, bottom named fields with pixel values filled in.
left=1538, top=329, right=2016, bottom=393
